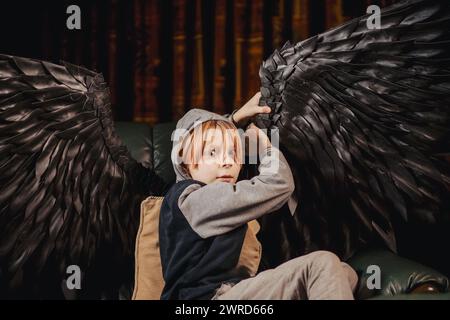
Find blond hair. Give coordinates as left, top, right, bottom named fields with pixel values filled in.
left=179, top=120, right=243, bottom=176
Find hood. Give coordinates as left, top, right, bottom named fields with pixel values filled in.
left=171, top=108, right=235, bottom=182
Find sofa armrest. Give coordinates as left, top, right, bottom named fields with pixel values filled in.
left=348, top=249, right=449, bottom=299
left=369, top=292, right=450, bottom=300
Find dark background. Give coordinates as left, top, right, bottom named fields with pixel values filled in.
left=0, top=0, right=399, bottom=124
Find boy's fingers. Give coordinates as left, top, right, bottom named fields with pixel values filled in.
left=261, top=106, right=271, bottom=113
left=251, top=105, right=271, bottom=115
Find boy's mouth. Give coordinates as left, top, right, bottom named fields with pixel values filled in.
left=217, top=175, right=233, bottom=182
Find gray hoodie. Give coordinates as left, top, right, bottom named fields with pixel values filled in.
left=170, top=108, right=297, bottom=239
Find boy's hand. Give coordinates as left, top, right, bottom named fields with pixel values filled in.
left=244, top=123, right=272, bottom=158
left=232, top=92, right=271, bottom=128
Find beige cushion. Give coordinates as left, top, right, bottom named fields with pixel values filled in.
left=132, top=196, right=262, bottom=300
left=236, top=220, right=262, bottom=277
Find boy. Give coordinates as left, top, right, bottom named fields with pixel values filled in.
left=159, top=93, right=357, bottom=300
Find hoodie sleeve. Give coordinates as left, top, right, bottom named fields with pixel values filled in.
left=224, top=111, right=250, bottom=129
left=177, top=146, right=295, bottom=239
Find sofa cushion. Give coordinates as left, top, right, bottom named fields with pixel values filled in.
left=115, top=121, right=153, bottom=167
left=151, top=122, right=177, bottom=185
left=132, top=196, right=262, bottom=300
left=132, top=196, right=165, bottom=300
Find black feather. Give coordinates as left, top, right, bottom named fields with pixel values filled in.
left=0, top=54, right=168, bottom=299
left=257, top=0, right=450, bottom=267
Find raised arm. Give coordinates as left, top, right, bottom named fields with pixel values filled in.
left=178, top=146, right=295, bottom=239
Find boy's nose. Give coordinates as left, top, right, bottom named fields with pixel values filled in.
left=220, top=154, right=234, bottom=167
left=221, top=162, right=232, bottom=168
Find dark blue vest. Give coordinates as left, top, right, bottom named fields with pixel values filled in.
left=159, top=179, right=248, bottom=300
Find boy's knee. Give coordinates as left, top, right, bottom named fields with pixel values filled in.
left=307, top=250, right=341, bottom=270
left=342, top=262, right=359, bottom=291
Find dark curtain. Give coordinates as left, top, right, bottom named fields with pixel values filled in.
left=0, top=0, right=399, bottom=125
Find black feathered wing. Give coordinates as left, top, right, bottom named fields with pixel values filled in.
left=0, top=55, right=167, bottom=298
left=257, top=0, right=450, bottom=264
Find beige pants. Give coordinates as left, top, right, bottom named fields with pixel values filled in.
left=212, top=251, right=358, bottom=300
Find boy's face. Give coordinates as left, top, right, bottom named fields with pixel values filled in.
left=188, top=128, right=241, bottom=185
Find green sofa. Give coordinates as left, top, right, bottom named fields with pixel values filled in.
left=115, top=121, right=450, bottom=300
